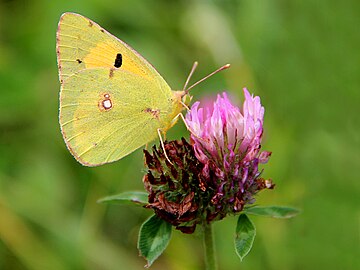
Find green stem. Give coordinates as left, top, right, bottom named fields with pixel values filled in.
left=202, top=221, right=217, bottom=270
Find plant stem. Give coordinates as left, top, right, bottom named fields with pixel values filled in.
left=202, top=221, right=217, bottom=270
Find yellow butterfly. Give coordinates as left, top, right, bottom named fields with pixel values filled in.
left=56, top=12, right=229, bottom=166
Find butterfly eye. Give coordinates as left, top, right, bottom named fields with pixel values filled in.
left=114, top=53, right=122, bottom=68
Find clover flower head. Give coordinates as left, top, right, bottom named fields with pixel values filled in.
left=143, top=89, right=274, bottom=233
left=185, top=88, right=273, bottom=212
left=186, top=88, right=267, bottom=167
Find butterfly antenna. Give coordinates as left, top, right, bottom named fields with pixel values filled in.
left=185, top=63, right=231, bottom=94
left=183, top=61, right=199, bottom=91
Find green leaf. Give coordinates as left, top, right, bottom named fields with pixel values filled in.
left=97, top=191, right=148, bottom=206
left=234, top=214, right=256, bottom=261
left=138, top=215, right=172, bottom=267
left=244, top=206, right=300, bottom=218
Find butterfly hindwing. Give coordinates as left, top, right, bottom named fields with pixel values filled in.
left=60, top=68, right=173, bottom=166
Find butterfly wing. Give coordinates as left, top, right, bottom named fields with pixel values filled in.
left=60, top=68, right=173, bottom=166
left=57, top=13, right=177, bottom=166
left=56, top=12, right=164, bottom=83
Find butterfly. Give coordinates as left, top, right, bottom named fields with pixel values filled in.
left=56, top=12, right=229, bottom=166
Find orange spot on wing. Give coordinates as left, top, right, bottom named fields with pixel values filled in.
left=83, top=42, right=150, bottom=78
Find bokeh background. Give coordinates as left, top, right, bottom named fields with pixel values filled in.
left=0, top=0, right=359, bottom=269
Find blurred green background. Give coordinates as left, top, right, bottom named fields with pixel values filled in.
left=0, top=0, right=359, bottom=269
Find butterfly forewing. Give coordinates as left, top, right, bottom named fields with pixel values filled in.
left=57, top=12, right=166, bottom=84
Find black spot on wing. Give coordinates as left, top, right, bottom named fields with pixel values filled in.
left=114, top=53, right=122, bottom=68
left=76, top=59, right=82, bottom=64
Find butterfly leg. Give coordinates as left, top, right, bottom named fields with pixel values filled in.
left=179, top=100, right=191, bottom=111
left=172, top=113, right=205, bottom=141
left=157, top=128, right=173, bottom=164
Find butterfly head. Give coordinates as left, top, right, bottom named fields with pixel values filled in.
left=182, top=92, right=193, bottom=108
left=172, top=91, right=192, bottom=111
